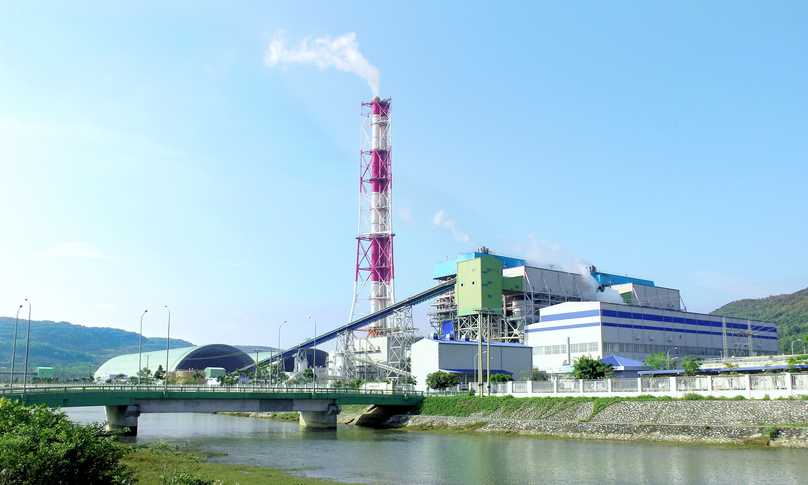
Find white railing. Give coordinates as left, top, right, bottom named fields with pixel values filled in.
left=450, top=373, right=808, bottom=399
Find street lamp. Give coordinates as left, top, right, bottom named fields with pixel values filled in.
left=666, top=347, right=678, bottom=370
left=792, top=340, right=797, bottom=355
left=138, top=310, right=148, bottom=385
left=22, top=299, right=31, bottom=393
left=9, top=304, right=22, bottom=387
left=307, top=316, right=317, bottom=391
left=164, top=306, right=170, bottom=391
left=254, top=349, right=261, bottom=384
left=277, top=320, right=287, bottom=385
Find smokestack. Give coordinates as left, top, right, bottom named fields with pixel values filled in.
left=350, top=98, right=394, bottom=330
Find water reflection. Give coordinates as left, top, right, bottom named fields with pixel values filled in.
left=65, top=408, right=808, bottom=485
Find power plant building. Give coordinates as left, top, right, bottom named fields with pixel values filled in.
left=428, top=249, right=779, bottom=373
left=525, top=301, right=779, bottom=372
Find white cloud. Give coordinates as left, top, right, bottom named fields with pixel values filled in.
left=265, top=32, right=381, bottom=96
left=398, top=205, right=417, bottom=229
left=32, top=242, right=111, bottom=259
left=431, top=210, right=469, bottom=243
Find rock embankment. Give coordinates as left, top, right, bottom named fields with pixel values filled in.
left=360, top=399, right=808, bottom=448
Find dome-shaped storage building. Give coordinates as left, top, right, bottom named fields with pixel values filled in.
left=94, top=344, right=255, bottom=380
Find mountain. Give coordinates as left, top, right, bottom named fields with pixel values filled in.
left=710, top=287, right=808, bottom=354
left=0, top=317, right=194, bottom=379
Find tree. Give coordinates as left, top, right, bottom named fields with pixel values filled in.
left=425, top=371, right=460, bottom=390
left=643, top=352, right=674, bottom=371
left=302, top=368, right=315, bottom=382
left=0, top=398, right=134, bottom=484
left=572, top=355, right=613, bottom=380
left=681, top=356, right=704, bottom=376
left=519, top=370, right=549, bottom=381
left=153, top=364, right=165, bottom=380
left=490, top=373, right=514, bottom=383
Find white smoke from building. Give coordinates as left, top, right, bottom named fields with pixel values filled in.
left=431, top=210, right=470, bottom=243
left=265, top=32, right=380, bottom=96
left=523, top=235, right=624, bottom=304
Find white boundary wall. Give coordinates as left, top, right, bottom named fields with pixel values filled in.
left=455, top=373, right=808, bottom=400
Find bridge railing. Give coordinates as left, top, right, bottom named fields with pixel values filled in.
left=0, top=383, right=426, bottom=397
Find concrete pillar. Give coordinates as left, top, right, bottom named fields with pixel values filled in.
left=579, top=379, right=584, bottom=396
left=786, top=372, right=794, bottom=397
left=670, top=376, right=678, bottom=398
left=746, top=374, right=753, bottom=399
left=607, top=378, right=613, bottom=396
left=105, top=405, right=141, bottom=436
left=553, top=378, right=558, bottom=397
left=637, top=377, right=643, bottom=394
left=299, top=403, right=342, bottom=429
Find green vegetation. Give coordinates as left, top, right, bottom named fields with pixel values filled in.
left=0, top=398, right=133, bottom=484
left=124, top=442, right=362, bottom=485
left=643, top=352, right=674, bottom=371
left=711, top=287, right=808, bottom=354
left=490, top=373, right=514, bottom=383
left=682, top=356, right=704, bottom=376
left=0, top=317, right=194, bottom=380
left=519, top=370, right=549, bottom=381
left=425, top=371, right=460, bottom=390
left=572, top=355, right=613, bottom=379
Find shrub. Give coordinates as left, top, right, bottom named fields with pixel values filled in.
left=0, top=398, right=134, bottom=484
left=682, top=393, right=705, bottom=400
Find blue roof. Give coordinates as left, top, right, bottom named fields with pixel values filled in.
left=637, top=364, right=808, bottom=375
left=433, top=252, right=527, bottom=279
left=602, top=354, right=645, bottom=368
left=591, top=271, right=654, bottom=287
left=440, top=369, right=512, bottom=375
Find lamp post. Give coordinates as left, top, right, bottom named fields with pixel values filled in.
left=792, top=340, right=797, bottom=355
left=254, top=349, right=261, bottom=384
left=164, top=306, right=170, bottom=391
left=22, top=299, right=31, bottom=393
left=9, top=304, right=22, bottom=387
left=666, top=347, right=678, bottom=370
left=473, top=350, right=486, bottom=395
left=307, top=316, right=317, bottom=391
left=277, top=320, right=287, bottom=385
left=138, top=310, right=148, bottom=385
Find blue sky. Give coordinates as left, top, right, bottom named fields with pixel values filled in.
left=1, top=1, right=806, bottom=348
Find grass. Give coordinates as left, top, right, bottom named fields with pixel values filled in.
left=413, top=396, right=642, bottom=422
left=122, top=445, right=361, bottom=485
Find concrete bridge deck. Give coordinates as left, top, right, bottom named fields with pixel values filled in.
left=0, top=384, right=424, bottom=434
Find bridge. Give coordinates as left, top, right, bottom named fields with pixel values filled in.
left=0, top=385, right=424, bottom=434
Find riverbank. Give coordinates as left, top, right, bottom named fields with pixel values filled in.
left=122, top=445, right=362, bottom=484
left=338, top=396, right=808, bottom=448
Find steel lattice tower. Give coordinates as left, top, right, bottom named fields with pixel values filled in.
left=350, top=97, right=394, bottom=330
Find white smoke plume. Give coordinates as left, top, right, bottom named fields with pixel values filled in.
left=431, top=210, right=470, bottom=243
left=523, top=235, right=624, bottom=304
left=265, top=32, right=380, bottom=96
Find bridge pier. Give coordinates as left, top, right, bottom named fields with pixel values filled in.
left=299, top=403, right=342, bottom=429
left=105, top=405, right=141, bottom=436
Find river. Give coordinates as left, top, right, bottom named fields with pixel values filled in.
left=65, top=407, right=808, bottom=484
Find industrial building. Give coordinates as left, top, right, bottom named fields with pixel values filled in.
left=410, top=336, right=532, bottom=392
left=95, top=344, right=256, bottom=381
left=525, top=301, right=778, bottom=372
left=424, top=248, right=779, bottom=374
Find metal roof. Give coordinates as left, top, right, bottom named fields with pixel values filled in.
left=94, top=344, right=254, bottom=378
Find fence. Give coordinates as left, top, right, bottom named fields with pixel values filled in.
left=455, top=373, right=808, bottom=399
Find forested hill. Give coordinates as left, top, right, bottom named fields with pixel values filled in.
left=0, top=317, right=194, bottom=378
left=710, top=287, right=808, bottom=354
